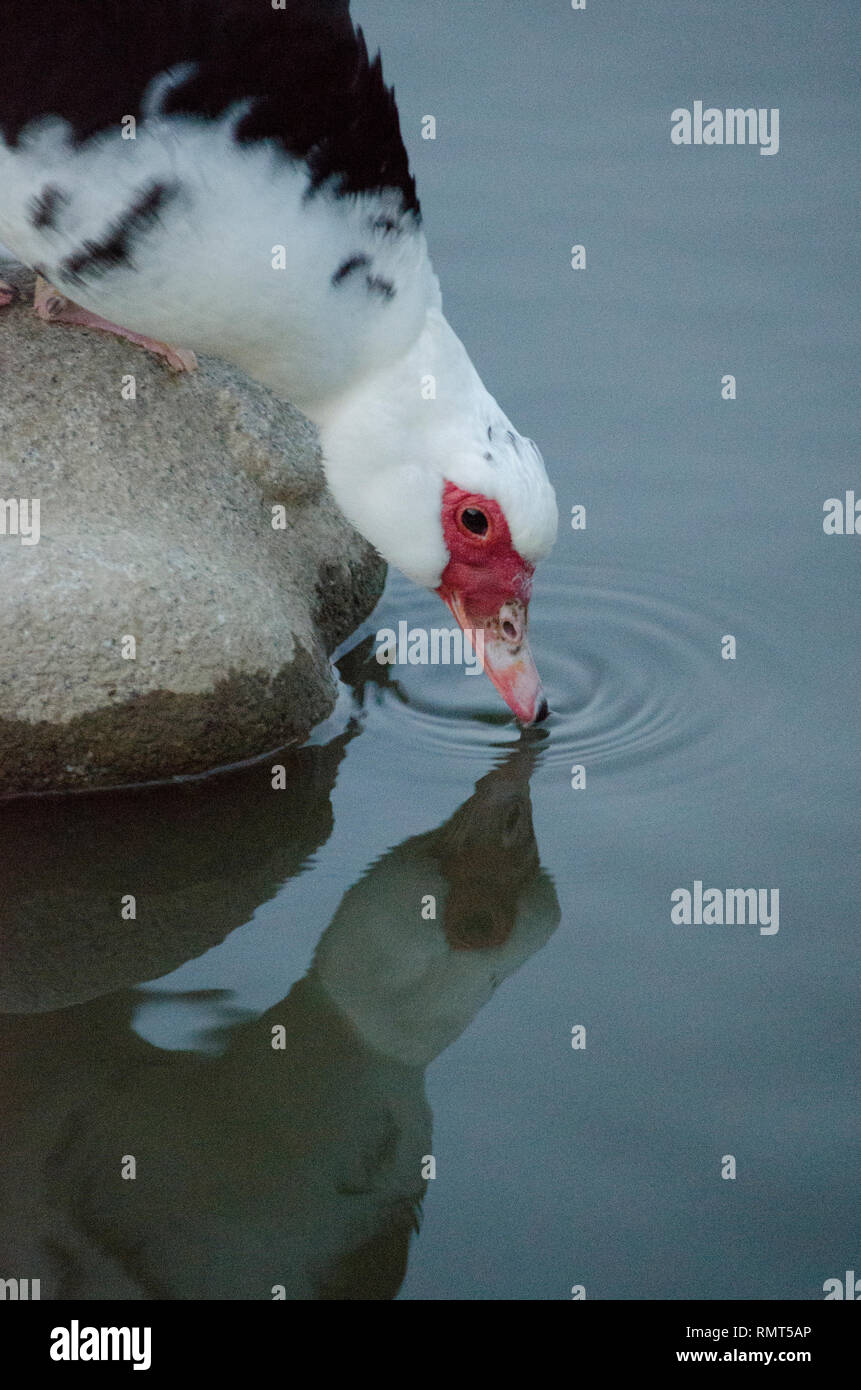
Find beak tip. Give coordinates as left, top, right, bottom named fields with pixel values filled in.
left=516, top=694, right=548, bottom=726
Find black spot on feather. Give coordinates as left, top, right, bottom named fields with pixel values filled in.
left=60, top=180, right=177, bottom=285
left=29, top=184, right=68, bottom=230
left=365, top=274, right=395, bottom=300
left=332, top=253, right=371, bottom=286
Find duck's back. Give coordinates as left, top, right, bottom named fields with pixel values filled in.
left=0, top=0, right=431, bottom=412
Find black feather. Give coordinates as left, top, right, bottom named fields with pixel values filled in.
left=0, top=0, right=420, bottom=216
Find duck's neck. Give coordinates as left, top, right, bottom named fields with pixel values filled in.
left=312, top=309, right=495, bottom=588
left=314, top=306, right=486, bottom=447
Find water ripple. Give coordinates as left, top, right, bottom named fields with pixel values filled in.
left=333, top=562, right=787, bottom=790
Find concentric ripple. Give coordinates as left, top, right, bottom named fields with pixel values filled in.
left=333, top=562, right=787, bottom=790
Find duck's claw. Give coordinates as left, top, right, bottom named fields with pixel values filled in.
left=33, top=275, right=197, bottom=373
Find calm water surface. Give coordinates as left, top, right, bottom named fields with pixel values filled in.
left=1, top=0, right=858, bottom=1299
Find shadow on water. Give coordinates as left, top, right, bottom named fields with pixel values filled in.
left=0, top=728, right=559, bottom=1299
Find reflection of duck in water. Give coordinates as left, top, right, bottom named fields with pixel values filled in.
left=0, top=740, right=558, bottom=1299
left=315, top=740, right=555, bottom=1069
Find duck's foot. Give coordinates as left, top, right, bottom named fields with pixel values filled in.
left=0, top=276, right=16, bottom=307
left=33, top=275, right=197, bottom=373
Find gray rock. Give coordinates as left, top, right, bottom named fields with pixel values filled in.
left=0, top=266, right=385, bottom=796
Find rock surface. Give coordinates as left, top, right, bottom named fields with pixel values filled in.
left=0, top=265, right=385, bottom=796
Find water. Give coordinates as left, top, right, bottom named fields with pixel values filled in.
left=1, top=0, right=858, bottom=1299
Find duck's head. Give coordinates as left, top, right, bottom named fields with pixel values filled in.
left=434, top=441, right=556, bottom=724
left=316, top=318, right=559, bottom=724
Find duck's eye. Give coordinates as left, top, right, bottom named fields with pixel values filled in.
left=460, top=507, right=488, bottom=536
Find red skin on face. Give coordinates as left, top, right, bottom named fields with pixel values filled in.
left=436, top=481, right=534, bottom=619
left=435, top=481, right=547, bottom=724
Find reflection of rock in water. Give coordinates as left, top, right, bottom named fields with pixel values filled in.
left=0, top=739, right=559, bottom=1298
left=0, top=733, right=353, bottom=1013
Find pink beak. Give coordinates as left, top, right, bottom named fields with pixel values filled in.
left=441, top=590, right=549, bottom=725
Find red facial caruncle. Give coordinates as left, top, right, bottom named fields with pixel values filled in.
left=436, top=481, right=548, bottom=724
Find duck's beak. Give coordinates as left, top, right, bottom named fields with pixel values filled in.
left=441, top=589, right=549, bottom=725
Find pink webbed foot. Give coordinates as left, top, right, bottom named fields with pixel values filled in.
left=0, top=276, right=16, bottom=307
left=33, top=275, right=197, bottom=373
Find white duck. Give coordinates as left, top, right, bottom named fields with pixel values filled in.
left=0, top=0, right=557, bottom=722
